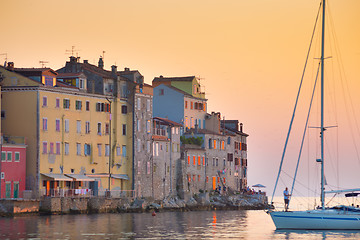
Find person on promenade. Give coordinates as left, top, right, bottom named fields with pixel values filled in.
left=283, top=187, right=291, bottom=211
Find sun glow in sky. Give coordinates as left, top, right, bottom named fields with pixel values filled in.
left=1, top=0, right=360, bottom=196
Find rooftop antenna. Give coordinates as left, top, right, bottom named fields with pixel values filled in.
left=0, top=53, right=8, bottom=67
left=65, top=46, right=81, bottom=57
left=39, top=60, right=49, bottom=68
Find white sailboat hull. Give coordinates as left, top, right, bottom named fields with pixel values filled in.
left=270, top=210, right=360, bottom=230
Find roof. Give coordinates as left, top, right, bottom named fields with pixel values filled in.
left=152, top=135, right=169, bottom=141
left=14, top=68, right=58, bottom=76
left=153, top=76, right=195, bottom=82
left=41, top=173, right=73, bottom=181
left=153, top=117, right=182, bottom=127
left=65, top=174, right=95, bottom=181
left=111, top=174, right=129, bottom=180
left=156, top=84, right=206, bottom=101
left=56, top=72, right=86, bottom=78
left=185, top=128, right=223, bottom=136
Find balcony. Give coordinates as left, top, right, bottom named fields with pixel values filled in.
left=152, top=128, right=166, bottom=136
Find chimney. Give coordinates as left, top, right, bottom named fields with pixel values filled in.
left=84, top=60, right=88, bottom=64
left=240, top=123, right=243, bottom=133
left=69, top=56, right=77, bottom=63
left=124, top=67, right=130, bottom=71
left=7, top=62, right=14, bottom=71
left=98, top=57, right=104, bottom=69
left=159, top=75, right=163, bottom=78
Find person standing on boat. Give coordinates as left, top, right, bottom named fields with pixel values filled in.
left=283, top=187, right=291, bottom=211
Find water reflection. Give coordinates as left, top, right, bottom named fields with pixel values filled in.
left=0, top=211, right=359, bottom=239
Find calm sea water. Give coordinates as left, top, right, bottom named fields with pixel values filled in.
left=1, top=209, right=360, bottom=240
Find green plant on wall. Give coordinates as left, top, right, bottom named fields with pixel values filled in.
left=180, top=136, right=204, bottom=146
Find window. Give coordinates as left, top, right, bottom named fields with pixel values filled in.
left=84, top=144, right=91, bottom=156
left=42, top=96, right=47, bottom=107
left=209, top=139, right=212, bottom=149
left=71, top=169, right=75, bottom=174
left=147, top=162, right=151, bottom=175
left=56, top=119, right=60, bottom=132
left=146, top=99, right=150, bottom=112
left=6, top=152, right=12, bottom=162
left=223, top=159, right=226, bottom=166
left=185, top=101, right=188, bottom=109
left=122, top=145, right=127, bottom=157
left=105, top=103, right=110, bottom=113
left=76, top=143, right=81, bottom=155
left=137, top=139, right=141, bottom=152
left=50, top=142, right=54, bottom=154
left=213, top=140, right=217, bottom=149
left=96, top=102, right=105, bottom=112
left=97, top=123, right=102, bottom=135
left=206, top=176, right=209, bottom=183
left=212, top=157, right=215, bottom=166
left=56, top=98, right=60, bottom=108
left=98, top=144, right=102, bottom=156
left=147, top=141, right=150, bottom=153
left=105, top=123, right=110, bottom=135
left=76, top=120, right=81, bottom=133
left=137, top=98, right=141, bottom=110
left=1, top=151, right=6, bottom=162
left=137, top=161, right=141, bottom=174
left=49, top=168, right=53, bottom=173
left=79, top=79, right=85, bottom=89
left=105, top=144, right=110, bottom=156
left=75, top=100, right=82, bottom=110
left=227, top=137, right=231, bottom=145
left=198, top=156, right=201, bottom=166
left=159, top=89, right=164, bottom=95
left=185, top=117, right=188, bottom=128
left=121, top=105, right=127, bottom=114
left=198, top=175, right=200, bottom=182
left=63, top=99, right=70, bottom=109
left=65, top=143, right=69, bottom=155
left=221, top=141, right=225, bottom=150
left=85, top=121, right=90, bottom=134
left=146, top=120, right=151, bottom=133
left=193, top=156, right=196, bottom=165
left=122, top=124, right=126, bottom=135
left=64, top=119, right=69, bottom=132
left=42, top=118, right=48, bottom=131
left=86, top=101, right=90, bottom=111
left=203, top=156, right=205, bottom=166
left=56, top=142, right=60, bottom=155
left=43, top=142, right=47, bottom=154
left=137, top=119, right=140, bottom=132
left=216, top=158, right=218, bottom=166
left=116, top=146, right=121, bottom=156
left=190, top=101, right=193, bottom=109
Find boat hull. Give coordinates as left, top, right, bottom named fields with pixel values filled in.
left=270, top=210, right=360, bottom=230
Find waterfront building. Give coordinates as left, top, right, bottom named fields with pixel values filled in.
left=152, top=76, right=207, bottom=130
left=151, top=117, right=182, bottom=200
left=0, top=135, right=27, bottom=198
left=180, top=112, right=249, bottom=193
left=0, top=64, right=131, bottom=197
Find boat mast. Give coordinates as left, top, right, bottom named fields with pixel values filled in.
left=320, top=0, right=326, bottom=210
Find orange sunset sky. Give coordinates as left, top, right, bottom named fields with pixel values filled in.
left=1, top=0, right=360, bottom=196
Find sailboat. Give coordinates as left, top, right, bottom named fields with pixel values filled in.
left=269, top=0, right=360, bottom=230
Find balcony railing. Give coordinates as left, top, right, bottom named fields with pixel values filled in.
left=152, top=128, right=166, bottom=136
left=39, top=189, right=135, bottom=198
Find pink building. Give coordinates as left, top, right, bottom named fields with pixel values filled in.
left=1, top=136, right=27, bottom=198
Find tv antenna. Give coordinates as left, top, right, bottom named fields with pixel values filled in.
left=0, top=53, right=7, bottom=67
left=65, top=46, right=81, bottom=57
left=39, top=61, right=49, bottom=68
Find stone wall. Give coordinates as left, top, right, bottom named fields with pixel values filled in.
left=0, top=199, right=40, bottom=216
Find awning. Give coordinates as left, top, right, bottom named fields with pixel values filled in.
left=65, top=174, right=95, bottom=182
left=111, top=174, right=129, bottom=180
left=41, top=173, right=73, bottom=181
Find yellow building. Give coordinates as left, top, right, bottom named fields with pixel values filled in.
left=0, top=65, right=132, bottom=197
